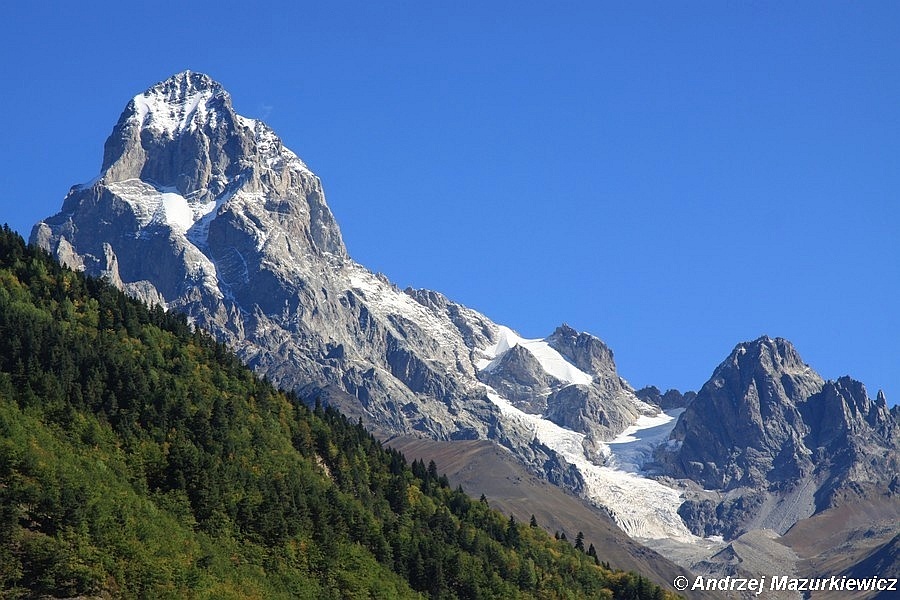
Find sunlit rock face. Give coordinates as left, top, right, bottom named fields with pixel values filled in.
left=33, top=71, right=653, bottom=489
left=656, top=336, right=900, bottom=538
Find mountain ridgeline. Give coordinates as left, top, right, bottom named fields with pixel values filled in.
left=28, top=71, right=900, bottom=587
left=31, top=71, right=655, bottom=484
left=654, top=337, right=900, bottom=539
left=0, top=226, right=675, bottom=598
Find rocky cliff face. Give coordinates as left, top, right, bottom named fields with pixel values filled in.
left=29, top=73, right=900, bottom=580
left=635, top=386, right=696, bottom=410
left=32, top=71, right=652, bottom=486
left=655, top=336, right=900, bottom=539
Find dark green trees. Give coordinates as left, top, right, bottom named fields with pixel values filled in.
left=0, top=226, right=679, bottom=599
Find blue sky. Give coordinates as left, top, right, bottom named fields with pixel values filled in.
left=2, top=2, right=898, bottom=403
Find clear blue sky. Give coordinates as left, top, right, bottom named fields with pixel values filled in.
left=2, top=2, right=898, bottom=403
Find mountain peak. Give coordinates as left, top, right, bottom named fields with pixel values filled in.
left=733, top=334, right=789, bottom=354
left=34, top=72, right=347, bottom=304
left=546, top=324, right=617, bottom=379
left=726, top=335, right=810, bottom=379
left=124, top=71, right=228, bottom=140
left=659, top=335, right=900, bottom=538
left=95, top=70, right=318, bottom=219
left=145, top=70, right=223, bottom=99
left=152, top=70, right=221, bottom=94
left=659, top=336, right=825, bottom=493
left=99, top=70, right=246, bottom=193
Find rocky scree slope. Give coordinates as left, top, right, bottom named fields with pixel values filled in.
left=32, top=71, right=656, bottom=489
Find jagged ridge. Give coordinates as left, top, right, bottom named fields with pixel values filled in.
left=27, top=72, right=900, bottom=585
left=655, top=336, right=900, bottom=539
left=31, top=71, right=657, bottom=512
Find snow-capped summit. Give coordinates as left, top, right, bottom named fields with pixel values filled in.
left=127, top=70, right=225, bottom=137
left=55, top=72, right=900, bottom=552
left=33, top=71, right=665, bottom=509
left=29, top=73, right=900, bottom=583
left=105, top=72, right=226, bottom=191
left=101, top=71, right=313, bottom=209
left=36, top=71, right=345, bottom=306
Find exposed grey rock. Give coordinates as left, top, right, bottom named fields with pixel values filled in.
left=541, top=324, right=655, bottom=439
left=660, top=337, right=825, bottom=491
left=546, top=323, right=617, bottom=379
left=800, top=377, right=900, bottom=510
left=478, top=344, right=559, bottom=413
left=657, top=336, right=900, bottom=539
left=31, top=71, right=643, bottom=492
left=635, top=386, right=696, bottom=410
left=545, top=384, right=644, bottom=441
left=404, top=288, right=496, bottom=354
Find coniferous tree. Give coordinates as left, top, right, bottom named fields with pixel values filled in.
left=0, top=226, right=681, bottom=600
left=588, top=543, right=599, bottom=565
left=506, top=515, right=520, bottom=548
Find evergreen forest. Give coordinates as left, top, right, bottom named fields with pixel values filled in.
left=0, top=225, right=678, bottom=599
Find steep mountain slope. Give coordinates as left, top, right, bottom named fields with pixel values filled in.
left=654, top=336, right=900, bottom=539
left=31, top=71, right=661, bottom=519
left=389, top=435, right=718, bottom=598
left=29, top=72, right=900, bottom=589
left=779, top=497, right=900, bottom=596
left=0, top=226, right=677, bottom=599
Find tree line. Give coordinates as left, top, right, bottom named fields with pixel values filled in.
left=0, top=225, right=676, bottom=599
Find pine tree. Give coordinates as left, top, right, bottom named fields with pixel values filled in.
left=506, top=514, right=520, bottom=547
left=0, top=228, right=679, bottom=600
left=587, top=543, right=599, bottom=565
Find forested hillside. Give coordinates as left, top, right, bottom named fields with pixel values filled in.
left=0, top=225, right=676, bottom=599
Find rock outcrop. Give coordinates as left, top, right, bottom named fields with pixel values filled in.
left=29, top=73, right=900, bottom=583
left=32, top=71, right=649, bottom=487
left=655, top=336, right=900, bottom=539
left=635, top=386, right=696, bottom=410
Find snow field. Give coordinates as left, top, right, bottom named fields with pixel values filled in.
left=485, top=391, right=699, bottom=542
left=132, top=85, right=210, bottom=136
left=477, top=326, right=594, bottom=386
left=606, top=409, right=685, bottom=473
left=107, top=180, right=218, bottom=233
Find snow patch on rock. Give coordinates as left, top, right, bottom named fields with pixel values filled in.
left=485, top=390, right=698, bottom=542
left=478, top=326, right=594, bottom=386
left=607, top=409, right=685, bottom=473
